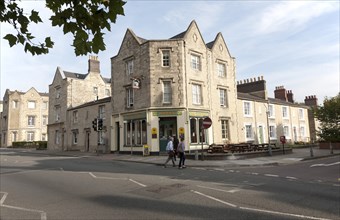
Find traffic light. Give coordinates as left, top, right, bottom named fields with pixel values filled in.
left=92, top=118, right=98, bottom=131
left=97, top=118, right=103, bottom=131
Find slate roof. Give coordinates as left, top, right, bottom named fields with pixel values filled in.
left=237, top=92, right=308, bottom=108
left=68, top=97, right=111, bottom=110
left=64, top=71, right=87, bottom=79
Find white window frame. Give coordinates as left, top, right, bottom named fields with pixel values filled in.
left=72, top=130, right=78, bottom=144
left=56, top=88, right=60, bottom=99
left=162, top=50, right=170, bottom=67
left=282, top=106, right=289, bottom=118
left=300, top=126, right=305, bottom=139
left=283, top=125, right=290, bottom=138
left=27, top=101, right=36, bottom=109
left=269, top=125, right=276, bottom=139
left=221, top=119, right=229, bottom=140
left=162, top=81, right=172, bottom=104
left=126, top=59, right=134, bottom=75
left=192, top=84, right=202, bottom=105
left=191, top=54, right=201, bottom=70
left=27, top=131, right=34, bottom=141
left=219, top=88, right=227, bottom=107
left=245, top=124, right=254, bottom=140
left=73, top=111, right=78, bottom=123
left=298, top=108, right=304, bottom=120
left=55, top=106, right=60, bottom=122
left=243, top=101, right=252, bottom=117
left=126, top=88, right=134, bottom=108
left=217, top=63, right=226, bottom=77
left=99, top=105, right=105, bottom=119
left=268, top=104, right=275, bottom=118
left=28, top=115, right=35, bottom=126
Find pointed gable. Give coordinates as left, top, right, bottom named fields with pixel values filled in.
left=171, top=20, right=207, bottom=47
left=113, top=28, right=147, bottom=58
left=208, top=32, right=232, bottom=58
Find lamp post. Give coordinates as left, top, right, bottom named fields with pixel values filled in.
left=266, top=101, right=272, bottom=156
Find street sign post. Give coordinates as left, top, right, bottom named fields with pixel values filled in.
left=280, top=136, right=286, bottom=154
left=201, top=117, right=212, bottom=161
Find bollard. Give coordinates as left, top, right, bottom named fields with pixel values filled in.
left=310, top=145, right=314, bottom=157
left=268, top=144, right=272, bottom=156
left=195, top=150, right=198, bottom=160
left=330, top=143, right=334, bottom=154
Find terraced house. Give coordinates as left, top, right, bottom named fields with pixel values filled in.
left=0, top=88, right=49, bottom=147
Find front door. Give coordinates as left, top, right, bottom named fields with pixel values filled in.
left=159, top=117, right=177, bottom=153
left=258, top=125, right=264, bottom=144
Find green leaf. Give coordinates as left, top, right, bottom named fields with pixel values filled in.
left=4, top=34, right=17, bottom=47
left=29, top=10, right=42, bottom=23
left=45, top=37, right=54, bottom=48
left=24, top=42, right=32, bottom=53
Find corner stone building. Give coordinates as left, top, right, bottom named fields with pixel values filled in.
left=48, top=56, right=111, bottom=151
left=1, top=88, right=49, bottom=147
left=111, top=21, right=238, bottom=154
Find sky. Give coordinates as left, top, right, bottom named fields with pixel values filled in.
left=1, top=0, right=339, bottom=104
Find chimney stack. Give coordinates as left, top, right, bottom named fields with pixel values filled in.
left=304, top=95, right=318, bottom=107
left=287, top=90, right=294, bottom=103
left=274, top=86, right=287, bottom=101
left=88, top=55, right=100, bottom=73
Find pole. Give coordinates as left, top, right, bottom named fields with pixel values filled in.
left=201, top=127, right=204, bottom=161
left=266, top=106, right=272, bottom=156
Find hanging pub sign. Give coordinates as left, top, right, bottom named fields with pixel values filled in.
left=132, top=79, right=140, bottom=89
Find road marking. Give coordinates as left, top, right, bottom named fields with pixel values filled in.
left=239, top=206, right=331, bottom=220
left=310, top=162, right=340, bottom=167
left=88, top=172, right=126, bottom=180
left=129, top=178, right=147, bottom=187
left=0, top=192, right=47, bottom=220
left=286, top=176, right=297, bottom=180
left=197, top=185, right=240, bottom=193
left=0, top=192, right=8, bottom=205
left=264, top=174, right=279, bottom=177
left=191, top=190, right=237, bottom=208
left=213, top=168, right=225, bottom=171
left=191, top=189, right=331, bottom=220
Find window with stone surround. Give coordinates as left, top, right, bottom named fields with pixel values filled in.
left=162, top=50, right=170, bottom=67
left=191, top=54, right=201, bottom=70
left=28, top=115, right=35, bottom=126
left=217, top=62, right=226, bottom=77
left=162, top=81, right=172, bottom=104
left=126, top=87, right=134, bottom=108
left=192, top=84, right=202, bottom=105
left=27, top=131, right=34, bottom=141
left=126, top=59, right=134, bottom=75
left=219, top=88, right=228, bottom=107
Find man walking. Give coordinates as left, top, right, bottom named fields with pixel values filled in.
left=164, top=136, right=175, bottom=168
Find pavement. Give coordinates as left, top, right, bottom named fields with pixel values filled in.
left=11, top=146, right=340, bottom=168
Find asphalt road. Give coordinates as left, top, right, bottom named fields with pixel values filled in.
left=0, top=149, right=339, bottom=220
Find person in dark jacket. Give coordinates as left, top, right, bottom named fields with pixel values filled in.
left=172, top=135, right=179, bottom=161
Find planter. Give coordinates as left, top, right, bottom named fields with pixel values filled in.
left=319, top=142, right=340, bottom=150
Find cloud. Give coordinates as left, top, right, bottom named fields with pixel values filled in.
left=255, top=1, right=338, bottom=35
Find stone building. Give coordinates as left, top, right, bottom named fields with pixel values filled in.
left=47, top=56, right=111, bottom=151
left=0, top=88, right=49, bottom=147
left=110, top=20, right=238, bottom=154
left=236, top=78, right=311, bottom=144
left=67, top=97, right=111, bottom=153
